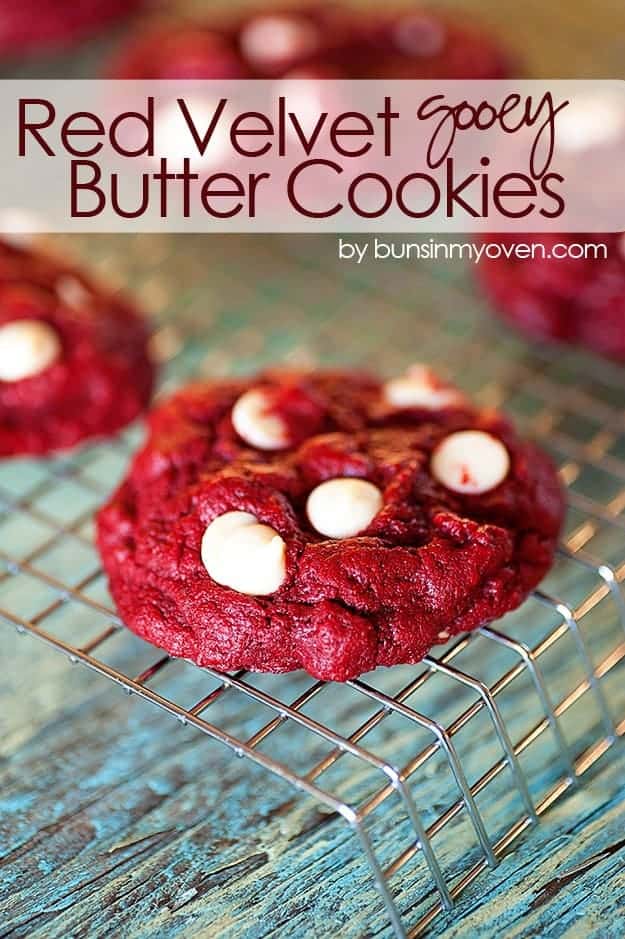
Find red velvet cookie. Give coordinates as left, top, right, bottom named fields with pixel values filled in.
left=108, top=5, right=511, bottom=80
left=0, top=0, right=142, bottom=58
left=97, top=366, right=564, bottom=681
left=0, top=239, right=154, bottom=456
left=353, top=11, right=512, bottom=80
left=108, top=24, right=251, bottom=80
left=476, top=233, right=625, bottom=361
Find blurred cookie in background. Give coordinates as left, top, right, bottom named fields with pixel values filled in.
left=108, top=20, right=251, bottom=79
left=0, top=236, right=155, bottom=456
left=351, top=10, right=513, bottom=79
left=0, top=0, right=144, bottom=58
left=475, top=233, right=625, bottom=362
left=108, top=4, right=513, bottom=80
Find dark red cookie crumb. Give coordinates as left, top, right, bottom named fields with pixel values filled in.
left=97, top=368, right=564, bottom=681
left=0, top=238, right=154, bottom=456
left=476, top=233, right=625, bottom=361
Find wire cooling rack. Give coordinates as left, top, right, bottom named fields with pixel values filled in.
left=2, top=234, right=625, bottom=937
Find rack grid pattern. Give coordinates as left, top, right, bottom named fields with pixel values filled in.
left=2, top=233, right=625, bottom=937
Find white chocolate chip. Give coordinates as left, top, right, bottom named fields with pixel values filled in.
left=277, top=76, right=325, bottom=139
left=155, top=97, right=231, bottom=171
left=240, top=15, right=319, bottom=67
left=232, top=388, right=289, bottom=450
left=0, top=208, right=45, bottom=248
left=201, top=510, right=287, bottom=595
left=431, top=430, right=510, bottom=495
left=307, top=477, right=383, bottom=539
left=556, top=92, right=625, bottom=153
left=392, top=15, right=446, bottom=58
left=0, top=319, right=61, bottom=382
left=384, top=364, right=465, bottom=410
left=56, top=276, right=90, bottom=309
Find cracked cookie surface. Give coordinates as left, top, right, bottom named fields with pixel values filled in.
left=97, top=368, right=564, bottom=680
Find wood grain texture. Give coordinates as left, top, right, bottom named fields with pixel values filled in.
left=1, top=1, right=625, bottom=937
left=2, top=619, right=625, bottom=939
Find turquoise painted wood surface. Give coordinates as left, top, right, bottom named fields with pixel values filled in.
left=1, top=612, right=625, bottom=939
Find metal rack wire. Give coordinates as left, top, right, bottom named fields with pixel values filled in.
left=2, top=234, right=625, bottom=937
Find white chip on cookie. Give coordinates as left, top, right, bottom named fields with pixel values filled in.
left=156, top=97, right=230, bottom=170
left=556, top=92, right=625, bottom=153
left=277, top=74, right=325, bottom=138
left=56, top=276, right=90, bottom=309
left=201, top=510, right=287, bottom=595
left=431, top=430, right=510, bottom=494
left=307, top=477, right=383, bottom=539
left=384, top=364, right=465, bottom=410
left=240, top=15, right=319, bottom=68
left=0, top=319, right=61, bottom=382
left=0, top=208, right=45, bottom=248
left=232, top=388, right=289, bottom=450
left=392, top=14, right=446, bottom=57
